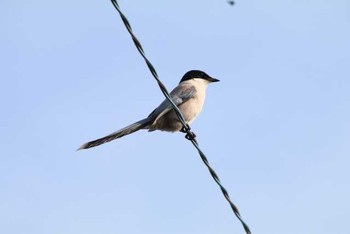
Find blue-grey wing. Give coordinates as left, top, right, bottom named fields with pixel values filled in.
left=148, top=85, right=197, bottom=121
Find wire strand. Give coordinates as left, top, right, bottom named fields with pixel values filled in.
left=110, top=1, right=251, bottom=233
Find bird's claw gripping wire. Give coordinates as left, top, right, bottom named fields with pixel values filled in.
left=180, top=124, right=190, bottom=133
left=185, top=131, right=197, bottom=141
left=180, top=124, right=197, bottom=141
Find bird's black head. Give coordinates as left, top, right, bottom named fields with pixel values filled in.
left=179, top=70, right=220, bottom=83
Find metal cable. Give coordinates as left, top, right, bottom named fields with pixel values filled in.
left=110, top=1, right=251, bottom=233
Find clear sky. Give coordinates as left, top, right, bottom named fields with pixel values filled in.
left=1, top=1, right=350, bottom=234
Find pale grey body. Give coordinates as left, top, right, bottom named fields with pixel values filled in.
left=78, top=72, right=218, bottom=150
left=149, top=79, right=208, bottom=132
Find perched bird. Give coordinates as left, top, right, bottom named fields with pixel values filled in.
left=78, top=70, right=219, bottom=150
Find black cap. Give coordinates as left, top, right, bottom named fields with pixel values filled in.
left=180, top=70, right=220, bottom=83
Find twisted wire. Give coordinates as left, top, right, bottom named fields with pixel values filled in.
left=110, top=1, right=251, bottom=233
left=110, top=0, right=189, bottom=132
left=191, top=140, right=251, bottom=234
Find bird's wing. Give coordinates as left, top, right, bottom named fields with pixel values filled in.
left=148, top=85, right=197, bottom=121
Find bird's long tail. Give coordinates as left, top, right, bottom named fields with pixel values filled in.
left=77, top=118, right=151, bottom=150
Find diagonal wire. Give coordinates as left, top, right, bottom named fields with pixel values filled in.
left=110, top=1, right=251, bottom=234
left=110, top=0, right=189, bottom=132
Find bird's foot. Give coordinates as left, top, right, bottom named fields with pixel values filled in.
left=185, top=131, right=196, bottom=141
left=180, top=124, right=191, bottom=133
left=180, top=124, right=196, bottom=141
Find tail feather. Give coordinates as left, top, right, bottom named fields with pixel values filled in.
left=77, top=118, right=150, bottom=150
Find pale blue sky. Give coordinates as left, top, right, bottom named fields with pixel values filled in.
left=1, top=1, right=350, bottom=234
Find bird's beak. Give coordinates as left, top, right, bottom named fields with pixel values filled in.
left=207, top=77, right=220, bottom=83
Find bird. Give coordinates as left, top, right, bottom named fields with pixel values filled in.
left=77, top=70, right=219, bottom=150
